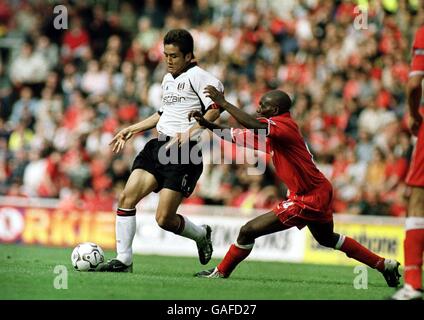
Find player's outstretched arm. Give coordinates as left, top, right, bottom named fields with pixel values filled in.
left=188, top=110, right=227, bottom=130
left=407, top=74, right=424, bottom=136
left=166, top=108, right=221, bottom=149
left=203, top=85, right=268, bottom=131
left=188, top=108, right=221, bottom=137
left=109, top=112, right=161, bottom=153
left=188, top=110, right=233, bottom=142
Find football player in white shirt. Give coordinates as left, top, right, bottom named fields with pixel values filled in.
left=98, top=29, right=224, bottom=272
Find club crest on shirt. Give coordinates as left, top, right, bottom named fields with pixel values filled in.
left=177, top=82, right=185, bottom=91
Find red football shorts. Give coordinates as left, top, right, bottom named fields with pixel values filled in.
left=406, top=122, right=424, bottom=187
left=273, top=182, right=334, bottom=229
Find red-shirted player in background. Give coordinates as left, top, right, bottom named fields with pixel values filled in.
left=392, top=26, right=424, bottom=300
left=189, top=86, right=401, bottom=288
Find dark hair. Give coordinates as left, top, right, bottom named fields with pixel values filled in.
left=163, top=29, right=194, bottom=56
left=264, top=90, right=292, bottom=114
left=277, top=91, right=292, bottom=113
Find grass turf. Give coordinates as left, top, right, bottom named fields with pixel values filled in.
left=0, top=243, right=405, bottom=300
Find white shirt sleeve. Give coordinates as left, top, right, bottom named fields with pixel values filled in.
left=190, top=68, right=224, bottom=109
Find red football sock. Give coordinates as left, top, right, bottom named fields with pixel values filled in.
left=217, top=243, right=253, bottom=277
left=404, top=229, right=424, bottom=290
left=339, top=236, right=385, bottom=271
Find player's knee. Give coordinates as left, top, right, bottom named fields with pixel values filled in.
left=408, top=76, right=423, bottom=92
left=155, top=214, right=174, bottom=232
left=315, top=234, right=338, bottom=248
left=239, top=222, right=256, bottom=240
left=408, top=188, right=424, bottom=216
left=118, top=191, right=137, bottom=208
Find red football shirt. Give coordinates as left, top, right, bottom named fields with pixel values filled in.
left=410, top=26, right=424, bottom=76
left=405, top=25, right=424, bottom=187
left=231, top=112, right=329, bottom=195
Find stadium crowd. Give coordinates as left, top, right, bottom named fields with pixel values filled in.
left=0, top=0, right=421, bottom=216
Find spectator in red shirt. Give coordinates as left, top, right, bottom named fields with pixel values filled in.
left=62, top=17, right=90, bottom=62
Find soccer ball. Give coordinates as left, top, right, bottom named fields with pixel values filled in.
left=71, top=242, right=105, bottom=271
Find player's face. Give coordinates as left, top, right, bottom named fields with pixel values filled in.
left=257, top=96, right=279, bottom=118
left=164, top=44, right=192, bottom=76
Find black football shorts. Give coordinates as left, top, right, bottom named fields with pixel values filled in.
left=131, top=136, right=203, bottom=197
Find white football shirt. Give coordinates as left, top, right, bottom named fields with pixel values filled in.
left=156, top=64, right=224, bottom=137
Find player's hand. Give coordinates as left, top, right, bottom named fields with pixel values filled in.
left=109, top=127, right=134, bottom=153
left=409, top=113, right=423, bottom=136
left=204, top=85, right=226, bottom=107
left=188, top=110, right=208, bottom=128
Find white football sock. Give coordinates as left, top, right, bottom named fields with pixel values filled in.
left=179, top=215, right=206, bottom=242
left=116, top=210, right=136, bottom=266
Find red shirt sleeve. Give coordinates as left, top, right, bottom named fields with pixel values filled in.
left=231, top=128, right=270, bottom=153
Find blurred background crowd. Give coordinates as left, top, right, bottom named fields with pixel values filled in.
left=0, top=0, right=421, bottom=216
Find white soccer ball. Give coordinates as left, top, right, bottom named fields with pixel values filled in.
left=71, top=242, right=105, bottom=271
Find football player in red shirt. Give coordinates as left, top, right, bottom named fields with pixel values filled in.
left=189, top=86, right=400, bottom=288
left=392, top=26, right=424, bottom=300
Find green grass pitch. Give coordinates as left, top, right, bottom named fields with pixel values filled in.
left=0, top=243, right=407, bottom=300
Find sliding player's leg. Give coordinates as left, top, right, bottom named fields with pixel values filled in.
left=308, top=220, right=401, bottom=287
left=195, top=211, right=289, bottom=278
